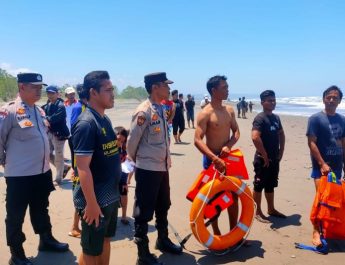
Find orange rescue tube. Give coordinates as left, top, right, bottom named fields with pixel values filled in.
left=189, top=176, right=254, bottom=250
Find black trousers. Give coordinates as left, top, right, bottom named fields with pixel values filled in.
left=5, top=170, right=55, bottom=247
left=133, top=168, right=171, bottom=238
left=68, top=137, right=74, bottom=169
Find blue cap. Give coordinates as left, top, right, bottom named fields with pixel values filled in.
left=46, top=85, right=58, bottom=93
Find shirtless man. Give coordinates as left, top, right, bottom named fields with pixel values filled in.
left=194, top=75, right=240, bottom=234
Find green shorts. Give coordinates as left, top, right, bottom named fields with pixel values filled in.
left=80, top=201, right=119, bottom=256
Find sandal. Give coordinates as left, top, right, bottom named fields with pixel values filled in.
left=255, top=215, right=271, bottom=223
left=68, top=230, right=81, bottom=238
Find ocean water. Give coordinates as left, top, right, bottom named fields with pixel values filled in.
left=240, top=96, right=345, bottom=117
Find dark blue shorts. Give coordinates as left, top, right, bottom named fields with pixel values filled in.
left=310, top=168, right=342, bottom=179
left=203, top=155, right=212, bottom=170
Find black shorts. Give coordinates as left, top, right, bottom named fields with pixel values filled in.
left=186, top=111, right=194, bottom=121
left=80, top=201, right=119, bottom=256
left=119, top=181, right=128, bottom=196
left=119, top=172, right=128, bottom=196
left=172, top=117, right=185, bottom=135
left=253, top=156, right=280, bottom=193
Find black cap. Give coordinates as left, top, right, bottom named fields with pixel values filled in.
left=144, top=72, right=173, bottom=85
left=17, top=73, right=47, bottom=85
left=260, top=90, right=275, bottom=101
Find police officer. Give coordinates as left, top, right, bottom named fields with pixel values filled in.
left=0, top=73, right=69, bottom=265
left=127, top=72, right=182, bottom=265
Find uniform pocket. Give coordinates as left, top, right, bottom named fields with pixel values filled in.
left=12, top=127, right=38, bottom=141
left=147, top=125, right=164, bottom=145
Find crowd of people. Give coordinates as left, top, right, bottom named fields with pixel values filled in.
left=236, top=97, right=254, bottom=119
left=0, top=71, right=344, bottom=265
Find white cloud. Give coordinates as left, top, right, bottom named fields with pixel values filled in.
left=0, top=62, right=32, bottom=76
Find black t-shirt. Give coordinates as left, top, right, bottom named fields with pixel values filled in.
left=185, top=100, right=195, bottom=113
left=72, top=107, right=121, bottom=209
left=173, top=99, right=184, bottom=120
left=252, top=112, right=283, bottom=160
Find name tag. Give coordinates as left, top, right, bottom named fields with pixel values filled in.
left=18, top=118, right=34, bottom=128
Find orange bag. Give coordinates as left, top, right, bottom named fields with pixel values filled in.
left=310, top=173, right=345, bottom=239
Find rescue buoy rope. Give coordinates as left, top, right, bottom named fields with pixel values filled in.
left=190, top=171, right=218, bottom=245
left=219, top=174, right=257, bottom=254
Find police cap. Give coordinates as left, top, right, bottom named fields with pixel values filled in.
left=144, top=72, right=173, bottom=85
left=17, top=73, right=47, bottom=86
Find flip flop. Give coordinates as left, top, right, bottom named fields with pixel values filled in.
left=68, top=230, right=81, bottom=238
left=255, top=215, right=271, bottom=223
left=268, top=212, right=287, bottom=218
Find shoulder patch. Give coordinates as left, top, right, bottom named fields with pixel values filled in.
left=0, top=108, right=9, bottom=120
left=136, top=112, right=146, bottom=126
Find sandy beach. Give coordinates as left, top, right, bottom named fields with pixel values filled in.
left=1, top=99, right=344, bottom=265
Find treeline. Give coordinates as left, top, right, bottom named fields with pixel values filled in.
left=0, top=69, right=18, bottom=101
left=0, top=68, right=148, bottom=101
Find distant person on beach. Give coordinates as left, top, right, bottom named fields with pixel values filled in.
left=178, top=93, right=185, bottom=112
left=306, top=85, right=345, bottom=246
left=127, top=72, right=182, bottom=265
left=64, top=86, right=78, bottom=174
left=42, top=85, right=71, bottom=185
left=0, top=73, right=69, bottom=265
left=236, top=97, right=241, bottom=118
left=241, top=96, right=247, bottom=118
left=68, top=84, right=87, bottom=239
left=252, top=90, right=286, bottom=223
left=200, top=94, right=210, bottom=109
left=185, top=94, right=195, bottom=128
left=172, top=89, right=185, bottom=143
left=249, top=101, right=254, bottom=113
left=72, top=71, right=121, bottom=265
left=194, top=75, right=240, bottom=235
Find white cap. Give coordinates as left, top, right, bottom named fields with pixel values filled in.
left=65, top=87, right=76, bottom=94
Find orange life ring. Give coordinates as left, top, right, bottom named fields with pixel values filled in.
left=190, top=176, right=254, bottom=250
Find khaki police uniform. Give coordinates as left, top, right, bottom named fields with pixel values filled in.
left=127, top=98, right=171, bottom=170
left=0, top=96, right=54, bottom=248
left=127, top=98, right=172, bottom=239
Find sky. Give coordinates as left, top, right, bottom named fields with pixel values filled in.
left=1, top=0, right=345, bottom=98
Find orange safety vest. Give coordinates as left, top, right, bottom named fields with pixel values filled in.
left=310, top=173, right=345, bottom=239
left=186, top=149, right=249, bottom=203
